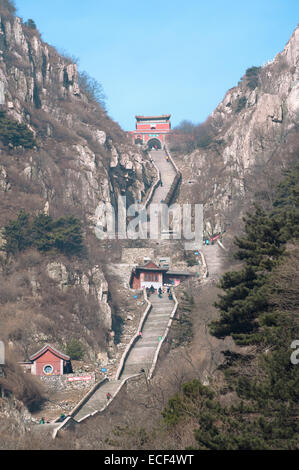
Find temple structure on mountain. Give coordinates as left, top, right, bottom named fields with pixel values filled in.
left=128, top=115, right=171, bottom=149
left=20, top=344, right=72, bottom=376
left=130, top=260, right=193, bottom=290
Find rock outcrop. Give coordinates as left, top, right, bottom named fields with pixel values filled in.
left=0, top=5, right=154, bottom=367
left=174, top=25, right=299, bottom=238
left=0, top=10, right=154, bottom=229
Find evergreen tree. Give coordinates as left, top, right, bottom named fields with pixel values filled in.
left=3, top=212, right=84, bottom=256
left=52, top=216, right=84, bottom=256
left=272, top=163, right=299, bottom=241
left=3, top=210, right=32, bottom=253
left=234, top=206, right=285, bottom=270
left=31, top=213, right=55, bottom=252
left=211, top=206, right=284, bottom=341
left=0, top=111, right=36, bottom=148
left=161, top=166, right=299, bottom=450
left=24, top=19, right=37, bottom=29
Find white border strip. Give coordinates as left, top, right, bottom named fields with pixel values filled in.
left=115, top=289, right=152, bottom=380
left=164, top=145, right=180, bottom=174
left=142, top=152, right=161, bottom=210
left=217, top=239, right=228, bottom=252
left=199, top=251, right=208, bottom=278
left=148, top=287, right=178, bottom=380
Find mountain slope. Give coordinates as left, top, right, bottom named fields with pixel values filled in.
left=172, top=25, right=299, bottom=242
left=0, top=1, right=154, bottom=385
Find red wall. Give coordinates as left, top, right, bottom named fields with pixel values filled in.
left=132, top=273, right=140, bottom=289
left=35, top=350, right=62, bottom=376
left=144, top=134, right=164, bottom=146
left=129, top=133, right=170, bottom=146
left=136, top=123, right=170, bottom=131
left=140, top=271, right=163, bottom=283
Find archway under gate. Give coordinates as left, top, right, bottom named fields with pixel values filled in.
left=147, top=138, right=162, bottom=150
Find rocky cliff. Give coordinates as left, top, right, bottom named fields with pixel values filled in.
left=173, top=25, right=299, bottom=241
left=0, top=3, right=154, bottom=362
left=0, top=11, right=154, bottom=224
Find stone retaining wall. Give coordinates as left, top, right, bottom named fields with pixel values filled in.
left=115, top=289, right=151, bottom=380
left=148, top=287, right=178, bottom=379
left=40, top=372, right=96, bottom=391
left=163, top=146, right=182, bottom=206
left=143, top=151, right=161, bottom=209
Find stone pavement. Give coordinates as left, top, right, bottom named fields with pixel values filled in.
left=71, top=293, right=174, bottom=422
left=149, top=149, right=177, bottom=203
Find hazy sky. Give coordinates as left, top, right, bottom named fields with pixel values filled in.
left=15, top=0, right=298, bottom=130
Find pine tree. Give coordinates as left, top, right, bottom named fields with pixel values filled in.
left=0, top=111, right=36, bottom=148
left=3, top=210, right=32, bottom=253
left=52, top=216, right=84, bottom=256
left=31, top=213, right=55, bottom=252
left=211, top=206, right=284, bottom=341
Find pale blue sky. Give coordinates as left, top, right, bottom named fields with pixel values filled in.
left=15, top=0, right=299, bottom=130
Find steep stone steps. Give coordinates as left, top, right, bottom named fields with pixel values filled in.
left=54, top=150, right=179, bottom=429
left=149, top=149, right=177, bottom=204
left=73, top=380, right=121, bottom=422
left=71, top=295, right=175, bottom=422
left=120, top=296, right=173, bottom=379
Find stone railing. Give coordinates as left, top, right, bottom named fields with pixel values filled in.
left=54, top=291, right=151, bottom=436
left=52, top=377, right=109, bottom=438
left=76, top=373, right=142, bottom=424
left=53, top=288, right=179, bottom=436
left=199, top=251, right=209, bottom=278
left=148, top=287, right=179, bottom=380
left=142, top=152, right=161, bottom=210
left=164, top=144, right=180, bottom=173
left=163, top=146, right=182, bottom=206
left=115, top=289, right=152, bottom=380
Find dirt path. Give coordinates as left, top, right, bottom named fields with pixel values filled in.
left=202, top=242, right=228, bottom=281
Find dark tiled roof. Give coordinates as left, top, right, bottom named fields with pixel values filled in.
left=135, top=266, right=168, bottom=272
left=135, top=115, right=171, bottom=120
left=166, top=271, right=194, bottom=276
left=29, top=344, right=70, bottom=361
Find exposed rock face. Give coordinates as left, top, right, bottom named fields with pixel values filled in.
left=0, top=397, right=33, bottom=435
left=0, top=164, right=10, bottom=191
left=0, top=8, right=159, bottom=411
left=46, top=262, right=69, bottom=290
left=0, top=11, right=154, bottom=228
left=175, top=25, right=299, bottom=237
left=0, top=7, right=155, bottom=364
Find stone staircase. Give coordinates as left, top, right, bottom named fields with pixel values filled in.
left=121, top=294, right=174, bottom=378
left=149, top=149, right=177, bottom=204
left=70, top=293, right=175, bottom=422
left=72, top=380, right=121, bottom=421
left=47, top=148, right=179, bottom=434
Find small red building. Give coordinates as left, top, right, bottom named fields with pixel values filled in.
left=130, top=260, right=193, bottom=290
left=131, top=261, right=166, bottom=290
left=28, top=344, right=72, bottom=376
left=128, top=115, right=171, bottom=149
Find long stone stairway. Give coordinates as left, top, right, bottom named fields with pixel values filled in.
left=121, top=294, right=174, bottom=378
left=71, top=293, right=175, bottom=422
left=149, top=149, right=177, bottom=203
left=50, top=148, right=180, bottom=433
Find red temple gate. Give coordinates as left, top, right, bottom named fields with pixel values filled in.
left=128, top=115, right=171, bottom=148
